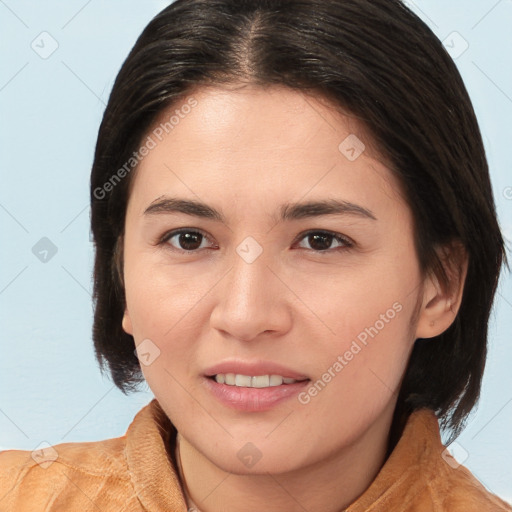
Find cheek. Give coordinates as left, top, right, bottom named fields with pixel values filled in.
left=297, top=256, right=418, bottom=347
left=123, top=250, right=218, bottom=397
left=123, top=266, right=203, bottom=411
left=300, top=255, right=420, bottom=394
left=124, top=250, right=206, bottom=338
left=295, top=292, right=416, bottom=448
left=313, top=292, right=413, bottom=388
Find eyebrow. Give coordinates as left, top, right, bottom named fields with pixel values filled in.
left=143, top=196, right=377, bottom=223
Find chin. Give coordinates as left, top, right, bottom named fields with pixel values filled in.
left=195, top=436, right=312, bottom=476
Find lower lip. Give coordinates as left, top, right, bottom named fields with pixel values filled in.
left=203, top=377, right=310, bottom=412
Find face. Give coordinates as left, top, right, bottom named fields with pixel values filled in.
left=121, top=85, right=430, bottom=475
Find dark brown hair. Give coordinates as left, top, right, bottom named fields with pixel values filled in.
left=90, top=0, right=507, bottom=443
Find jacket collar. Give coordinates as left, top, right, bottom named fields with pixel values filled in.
left=125, top=399, right=186, bottom=511
left=125, top=398, right=440, bottom=511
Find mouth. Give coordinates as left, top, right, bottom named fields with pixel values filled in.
left=203, top=359, right=309, bottom=382
left=207, top=373, right=309, bottom=388
left=202, top=365, right=311, bottom=412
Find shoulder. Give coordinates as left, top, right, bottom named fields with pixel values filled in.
left=366, top=409, right=512, bottom=512
left=0, top=434, right=128, bottom=472
left=0, top=436, right=139, bottom=511
left=424, top=451, right=512, bottom=511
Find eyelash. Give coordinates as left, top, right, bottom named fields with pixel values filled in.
left=158, top=228, right=354, bottom=255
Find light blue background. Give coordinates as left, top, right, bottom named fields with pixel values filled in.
left=1, top=0, right=511, bottom=503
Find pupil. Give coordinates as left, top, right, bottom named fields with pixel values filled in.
left=309, top=233, right=332, bottom=251
left=180, top=232, right=202, bottom=250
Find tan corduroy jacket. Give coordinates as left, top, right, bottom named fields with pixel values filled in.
left=1, top=399, right=510, bottom=511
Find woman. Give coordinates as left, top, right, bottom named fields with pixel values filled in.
left=1, top=0, right=510, bottom=510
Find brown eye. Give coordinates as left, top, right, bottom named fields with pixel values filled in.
left=295, top=230, right=353, bottom=252
left=163, top=229, right=214, bottom=252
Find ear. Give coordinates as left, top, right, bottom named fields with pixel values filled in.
left=415, top=241, right=468, bottom=339
left=114, top=234, right=133, bottom=335
left=122, top=308, right=134, bottom=335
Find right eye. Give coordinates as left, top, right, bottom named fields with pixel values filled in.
left=160, top=228, right=217, bottom=253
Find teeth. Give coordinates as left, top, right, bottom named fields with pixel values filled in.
left=213, top=373, right=300, bottom=388
left=269, top=375, right=283, bottom=386
left=235, top=374, right=252, bottom=387
left=252, top=375, right=270, bottom=388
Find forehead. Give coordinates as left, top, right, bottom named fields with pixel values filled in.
left=128, top=85, right=407, bottom=220
left=147, top=84, right=380, bottom=158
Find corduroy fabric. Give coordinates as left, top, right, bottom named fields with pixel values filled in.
left=1, top=399, right=510, bottom=511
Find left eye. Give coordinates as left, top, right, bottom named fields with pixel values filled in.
left=294, top=230, right=353, bottom=252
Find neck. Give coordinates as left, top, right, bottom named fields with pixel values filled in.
left=175, top=405, right=395, bottom=512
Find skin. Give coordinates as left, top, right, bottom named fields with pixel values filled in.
left=121, top=84, right=466, bottom=512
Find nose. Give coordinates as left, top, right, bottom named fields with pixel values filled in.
left=209, top=249, right=292, bottom=342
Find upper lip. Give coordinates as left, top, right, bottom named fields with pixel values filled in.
left=203, top=360, right=310, bottom=380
